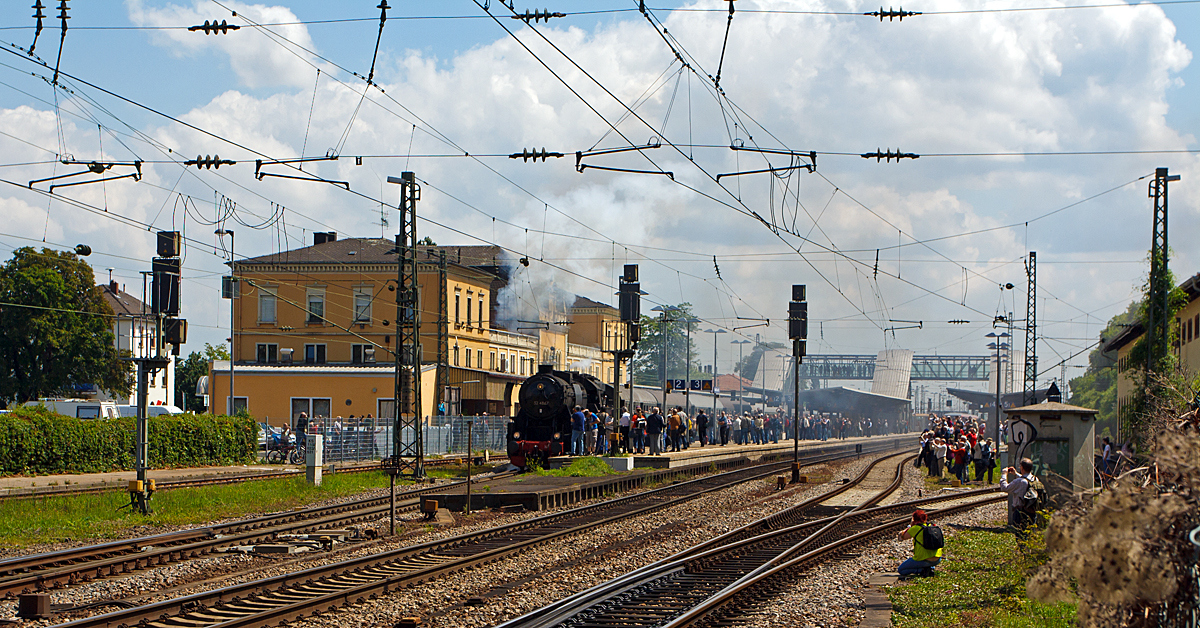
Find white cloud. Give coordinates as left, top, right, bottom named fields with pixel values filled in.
left=125, top=0, right=329, bottom=89
left=2, top=0, right=1197, bottom=365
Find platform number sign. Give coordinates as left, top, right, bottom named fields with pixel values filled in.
left=673, top=379, right=687, bottom=392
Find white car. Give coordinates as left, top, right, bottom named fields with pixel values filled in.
left=24, top=399, right=121, bottom=419
left=116, top=404, right=186, bottom=418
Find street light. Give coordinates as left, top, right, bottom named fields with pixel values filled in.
left=731, top=339, right=750, bottom=413
left=679, top=316, right=701, bottom=414
left=703, top=328, right=727, bottom=443
left=215, top=229, right=235, bottom=415
left=651, top=305, right=679, bottom=408
left=987, top=331, right=1011, bottom=469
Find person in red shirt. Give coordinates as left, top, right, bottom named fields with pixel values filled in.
left=949, top=439, right=969, bottom=483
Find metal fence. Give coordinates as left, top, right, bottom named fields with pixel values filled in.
left=297, top=415, right=509, bottom=464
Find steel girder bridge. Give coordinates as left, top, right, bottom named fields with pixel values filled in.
left=798, top=355, right=990, bottom=381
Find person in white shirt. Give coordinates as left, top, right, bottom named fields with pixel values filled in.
left=1000, top=458, right=1035, bottom=532
left=619, top=410, right=632, bottom=454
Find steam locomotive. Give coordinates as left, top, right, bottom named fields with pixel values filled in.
left=507, top=364, right=613, bottom=469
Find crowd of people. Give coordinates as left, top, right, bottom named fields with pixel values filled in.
left=916, top=414, right=997, bottom=484
left=565, top=405, right=904, bottom=456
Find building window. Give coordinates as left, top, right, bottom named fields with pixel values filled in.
left=479, top=294, right=485, bottom=328
left=352, top=344, right=376, bottom=363
left=454, top=291, right=461, bottom=327
left=490, top=351, right=497, bottom=370
left=306, top=289, right=325, bottom=324
left=465, top=347, right=473, bottom=368
left=304, top=343, right=326, bottom=364
left=453, top=344, right=460, bottom=366
left=292, top=397, right=332, bottom=423
left=256, top=343, right=278, bottom=363
left=227, top=396, right=248, bottom=415
left=466, top=296, right=473, bottom=328
left=477, top=350, right=483, bottom=370
left=519, top=355, right=526, bottom=376
left=353, top=287, right=372, bottom=322
left=258, top=289, right=277, bottom=324
left=500, top=353, right=507, bottom=373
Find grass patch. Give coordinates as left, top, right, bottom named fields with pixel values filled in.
left=888, top=525, right=1076, bottom=628
left=532, top=457, right=617, bottom=477
left=0, top=471, right=396, bottom=546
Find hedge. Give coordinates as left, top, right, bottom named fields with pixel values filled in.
left=0, top=405, right=257, bottom=475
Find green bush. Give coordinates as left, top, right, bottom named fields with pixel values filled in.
left=0, top=406, right=256, bottom=475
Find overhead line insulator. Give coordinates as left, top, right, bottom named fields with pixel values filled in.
left=861, top=148, right=919, bottom=162
left=185, top=155, right=235, bottom=169
left=188, top=19, right=240, bottom=34
left=508, top=148, right=564, bottom=162
left=510, top=9, right=566, bottom=24
left=865, top=6, right=921, bottom=21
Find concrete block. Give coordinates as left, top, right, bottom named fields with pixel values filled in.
left=306, top=434, right=323, bottom=486
left=600, top=456, right=634, bottom=471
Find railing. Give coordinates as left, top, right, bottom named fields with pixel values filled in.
left=296, top=415, right=510, bottom=463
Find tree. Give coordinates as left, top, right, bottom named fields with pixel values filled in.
left=175, top=343, right=230, bottom=412
left=1069, top=300, right=1139, bottom=438
left=0, top=247, right=129, bottom=405
left=734, top=340, right=787, bottom=384
left=417, top=236, right=437, bottom=246
left=631, top=303, right=700, bottom=386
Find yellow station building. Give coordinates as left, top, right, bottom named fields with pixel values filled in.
left=206, top=236, right=623, bottom=427
left=1104, top=272, right=1200, bottom=437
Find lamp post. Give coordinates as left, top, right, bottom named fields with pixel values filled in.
left=215, top=229, right=235, bottom=414
left=704, top=328, right=727, bottom=443
left=731, top=339, right=750, bottom=413
left=680, top=317, right=700, bottom=414
left=651, top=306, right=678, bottom=408
left=987, top=331, right=1011, bottom=469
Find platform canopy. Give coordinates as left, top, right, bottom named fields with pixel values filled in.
left=796, top=386, right=911, bottom=421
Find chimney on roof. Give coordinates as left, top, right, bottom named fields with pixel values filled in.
left=314, top=232, right=337, bottom=245
left=109, top=280, right=119, bottom=294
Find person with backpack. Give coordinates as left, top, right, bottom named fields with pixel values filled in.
left=897, top=509, right=943, bottom=577
left=1000, top=457, right=1044, bottom=536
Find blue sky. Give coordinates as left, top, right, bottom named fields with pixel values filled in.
left=0, top=0, right=1196, bottom=388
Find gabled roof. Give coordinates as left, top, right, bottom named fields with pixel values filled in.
left=572, top=295, right=616, bottom=311
left=237, top=238, right=511, bottom=270
left=1004, top=400, right=1098, bottom=414
left=98, top=282, right=146, bottom=316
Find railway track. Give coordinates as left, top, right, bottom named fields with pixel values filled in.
left=0, top=470, right=514, bottom=598
left=40, top=445, right=904, bottom=628
left=0, top=455, right=507, bottom=501
left=501, top=454, right=1003, bottom=628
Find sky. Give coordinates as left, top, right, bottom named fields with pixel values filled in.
left=0, top=0, right=1196, bottom=393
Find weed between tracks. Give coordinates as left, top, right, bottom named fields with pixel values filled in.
left=531, top=457, right=619, bottom=477
left=887, top=524, right=1077, bottom=627
left=0, top=472, right=398, bottom=546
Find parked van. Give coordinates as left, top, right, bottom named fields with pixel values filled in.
left=116, top=404, right=185, bottom=418
left=23, top=398, right=121, bottom=419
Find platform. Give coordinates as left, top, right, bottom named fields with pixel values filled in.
left=426, top=434, right=916, bottom=512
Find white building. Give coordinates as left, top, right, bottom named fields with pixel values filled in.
left=98, top=281, right=176, bottom=407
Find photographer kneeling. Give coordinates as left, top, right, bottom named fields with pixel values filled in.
left=897, top=509, right=943, bottom=577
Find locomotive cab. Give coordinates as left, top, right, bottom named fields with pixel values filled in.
left=508, top=364, right=612, bottom=470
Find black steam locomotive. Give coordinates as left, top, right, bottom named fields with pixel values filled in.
left=507, top=364, right=613, bottom=469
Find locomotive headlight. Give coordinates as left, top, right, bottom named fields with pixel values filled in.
left=553, top=432, right=561, bottom=440
left=512, top=431, right=521, bottom=439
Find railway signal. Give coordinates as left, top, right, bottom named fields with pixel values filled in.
left=789, top=284, right=807, bottom=483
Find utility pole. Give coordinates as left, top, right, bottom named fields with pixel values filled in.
left=1023, top=252, right=1037, bottom=406
left=216, top=229, right=235, bottom=414
left=1146, top=168, right=1180, bottom=371
left=437, top=251, right=448, bottom=418
left=386, top=172, right=424, bottom=480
